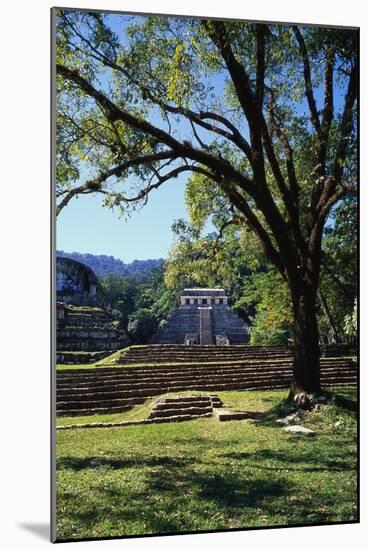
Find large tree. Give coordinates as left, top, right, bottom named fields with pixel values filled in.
left=55, top=11, right=357, bottom=397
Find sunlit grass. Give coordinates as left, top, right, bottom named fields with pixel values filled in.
left=56, top=386, right=357, bottom=540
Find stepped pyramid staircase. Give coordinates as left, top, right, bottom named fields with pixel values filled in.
left=56, top=344, right=357, bottom=418
left=151, top=288, right=248, bottom=344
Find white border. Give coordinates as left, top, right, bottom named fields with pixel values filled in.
left=1, top=1, right=367, bottom=548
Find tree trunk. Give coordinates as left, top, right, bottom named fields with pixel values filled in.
left=289, top=285, right=321, bottom=397
left=317, top=288, right=341, bottom=344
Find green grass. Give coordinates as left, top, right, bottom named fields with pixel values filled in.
left=57, top=363, right=104, bottom=371
left=56, top=386, right=357, bottom=540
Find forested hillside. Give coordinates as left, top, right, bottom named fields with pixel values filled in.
left=56, top=250, right=164, bottom=280
left=56, top=13, right=357, bottom=395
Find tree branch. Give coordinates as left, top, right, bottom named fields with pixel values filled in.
left=57, top=64, right=256, bottom=196
left=204, top=21, right=305, bottom=264
left=60, top=14, right=254, bottom=162
left=56, top=151, right=178, bottom=214
left=268, top=95, right=299, bottom=206
left=321, top=49, right=335, bottom=155
left=218, top=179, right=285, bottom=276
left=122, top=164, right=217, bottom=204
left=293, top=27, right=321, bottom=134
left=256, top=25, right=266, bottom=109
left=203, top=20, right=266, bottom=182
left=332, top=61, right=357, bottom=185
left=312, top=61, right=357, bottom=227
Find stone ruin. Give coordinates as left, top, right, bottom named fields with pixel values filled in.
left=152, top=288, right=248, bottom=345
left=56, top=257, right=126, bottom=363
left=56, top=256, right=106, bottom=307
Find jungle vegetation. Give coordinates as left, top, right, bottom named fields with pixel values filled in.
left=55, top=11, right=357, bottom=396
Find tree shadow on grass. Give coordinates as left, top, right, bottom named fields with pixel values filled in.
left=222, top=447, right=356, bottom=473
left=327, top=392, right=357, bottom=414
left=57, top=454, right=193, bottom=472
left=56, top=441, right=356, bottom=539
left=187, top=473, right=288, bottom=509
left=59, top=459, right=292, bottom=536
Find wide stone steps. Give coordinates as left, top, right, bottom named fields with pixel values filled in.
left=119, top=353, right=292, bottom=365
left=57, top=371, right=356, bottom=403
left=57, top=404, right=143, bottom=417
left=124, top=344, right=288, bottom=351
left=56, top=359, right=355, bottom=385
left=56, top=343, right=357, bottom=417
left=59, top=396, right=220, bottom=419
left=57, top=376, right=357, bottom=404
left=56, top=371, right=356, bottom=415
left=117, top=345, right=292, bottom=360
left=58, top=395, right=223, bottom=416
left=57, top=395, right=146, bottom=410
left=117, top=353, right=293, bottom=364
left=121, top=344, right=289, bottom=352
left=56, top=366, right=356, bottom=397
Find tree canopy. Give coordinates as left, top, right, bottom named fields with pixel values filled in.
left=55, top=10, right=358, bottom=396
left=100, top=266, right=178, bottom=344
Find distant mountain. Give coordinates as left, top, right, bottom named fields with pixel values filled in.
left=57, top=250, right=164, bottom=278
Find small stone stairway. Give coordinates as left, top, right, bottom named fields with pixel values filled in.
left=148, top=394, right=223, bottom=423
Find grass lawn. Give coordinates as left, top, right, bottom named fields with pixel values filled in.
left=55, top=386, right=357, bottom=541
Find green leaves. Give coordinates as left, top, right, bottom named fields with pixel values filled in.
left=185, top=172, right=217, bottom=231
left=55, top=11, right=357, bottom=359
left=167, top=42, right=191, bottom=108
left=100, top=266, right=178, bottom=344
left=343, top=298, right=357, bottom=338
left=320, top=197, right=357, bottom=340
left=235, top=269, right=293, bottom=345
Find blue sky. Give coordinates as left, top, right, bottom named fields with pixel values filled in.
left=56, top=12, right=349, bottom=263
left=57, top=13, right=195, bottom=262
left=57, top=171, right=188, bottom=262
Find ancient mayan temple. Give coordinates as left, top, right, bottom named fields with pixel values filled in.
left=56, top=257, right=126, bottom=363
left=152, top=288, right=249, bottom=345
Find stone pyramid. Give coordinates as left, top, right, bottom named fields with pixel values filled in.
left=152, top=288, right=248, bottom=345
